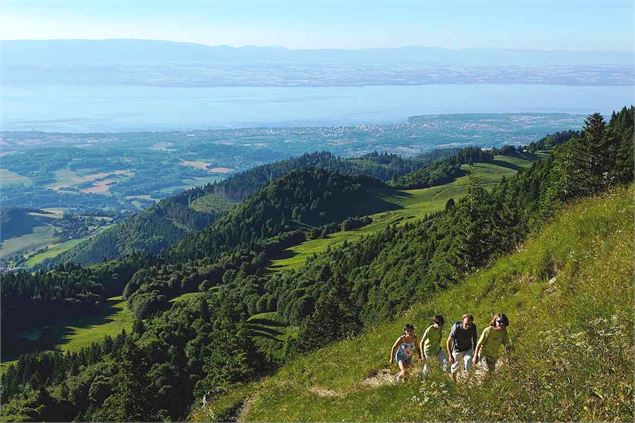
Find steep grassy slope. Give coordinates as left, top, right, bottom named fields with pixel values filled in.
left=51, top=296, right=133, bottom=354
left=193, top=185, right=633, bottom=422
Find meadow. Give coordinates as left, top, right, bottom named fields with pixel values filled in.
left=52, top=296, right=133, bottom=353
left=1, top=297, right=133, bottom=374
left=25, top=238, right=89, bottom=267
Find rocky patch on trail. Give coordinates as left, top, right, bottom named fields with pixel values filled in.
left=360, top=368, right=398, bottom=387
left=308, top=386, right=343, bottom=398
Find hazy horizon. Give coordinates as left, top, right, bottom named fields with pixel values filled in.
left=2, top=38, right=632, bottom=53
left=2, top=2, right=632, bottom=132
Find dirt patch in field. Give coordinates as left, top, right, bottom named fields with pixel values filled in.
left=180, top=160, right=234, bottom=174
left=209, top=167, right=234, bottom=174
left=360, top=368, right=397, bottom=387
left=180, top=160, right=210, bottom=170
left=81, top=179, right=115, bottom=193
left=307, top=370, right=396, bottom=399
left=237, top=395, right=257, bottom=421
left=50, top=169, right=133, bottom=191
left=308, top=386, right=344, bottom=398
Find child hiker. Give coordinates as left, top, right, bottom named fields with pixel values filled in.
left=390, top=323, right=419, bottom=380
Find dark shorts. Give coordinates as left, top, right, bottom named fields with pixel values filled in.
left=396, top=351, right=413, bottom=365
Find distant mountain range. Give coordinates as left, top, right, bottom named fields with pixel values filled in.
left=2, top=39, right=632, bottom=86
left=3, top=39, right=632, bottom=65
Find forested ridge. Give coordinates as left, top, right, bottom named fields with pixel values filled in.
left=1, top=107, right=632, bottom=422
left=388, top=146, right=494, bottom=188
left=44, top=192, right=221, bottom=268
left=46, top=150, right=456, bottom=267
left=168, top=169, right=389, bottom=262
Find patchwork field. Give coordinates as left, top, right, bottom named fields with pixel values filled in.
left=48, top=168, right=134, bottom=193
left=1, top=209, right=113, bottom=267
left=0, top=168, right=32, bottom=187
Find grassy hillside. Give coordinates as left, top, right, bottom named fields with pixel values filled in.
left=193, top=185, right=633, bottom=422
left=270, top=155, right=532, bottom=272
left=52, top=296, right=133, bottom=354
left=25, top=237, right=87, bottom=267
left=0, top=225, right=58, bottom=259
left=1, top=296, right=133, bottom=373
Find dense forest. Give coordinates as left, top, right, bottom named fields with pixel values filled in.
left=1, top=107, right=632, bottom=422
left=168, top=169, right=389, bottom=262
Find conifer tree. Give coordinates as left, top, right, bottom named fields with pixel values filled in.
left=96, top=338, right=154, bottom=422
left=297, top=276, right=361, bottom=351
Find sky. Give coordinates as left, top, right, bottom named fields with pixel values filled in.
left=1, top=0, right=633, bottom=51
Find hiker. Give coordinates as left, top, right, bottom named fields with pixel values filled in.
left=474, top=313, right=511, bottom=373
left=390, top=323, right=419, bottom=380
left=446, top=313, right=477, bottom=382
left=420, top=315, right=447, bottom=375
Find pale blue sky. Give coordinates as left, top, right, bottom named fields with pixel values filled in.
left=1, top=0, right=633, bottom=51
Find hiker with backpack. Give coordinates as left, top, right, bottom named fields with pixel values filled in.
left=446, top=313, right=478, bottom=382
left=420, top=314, right=448, bottom=375
left=390, top=323, right=419, bottom=380
left=474, top=313, right=511, bottom=373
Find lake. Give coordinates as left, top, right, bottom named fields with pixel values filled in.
left=1, top=84, right=632, bottom=132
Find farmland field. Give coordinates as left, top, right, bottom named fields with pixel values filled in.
left=0, top=225, right=58, bottom=259
left=0, top=168, right=32, bottom=187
